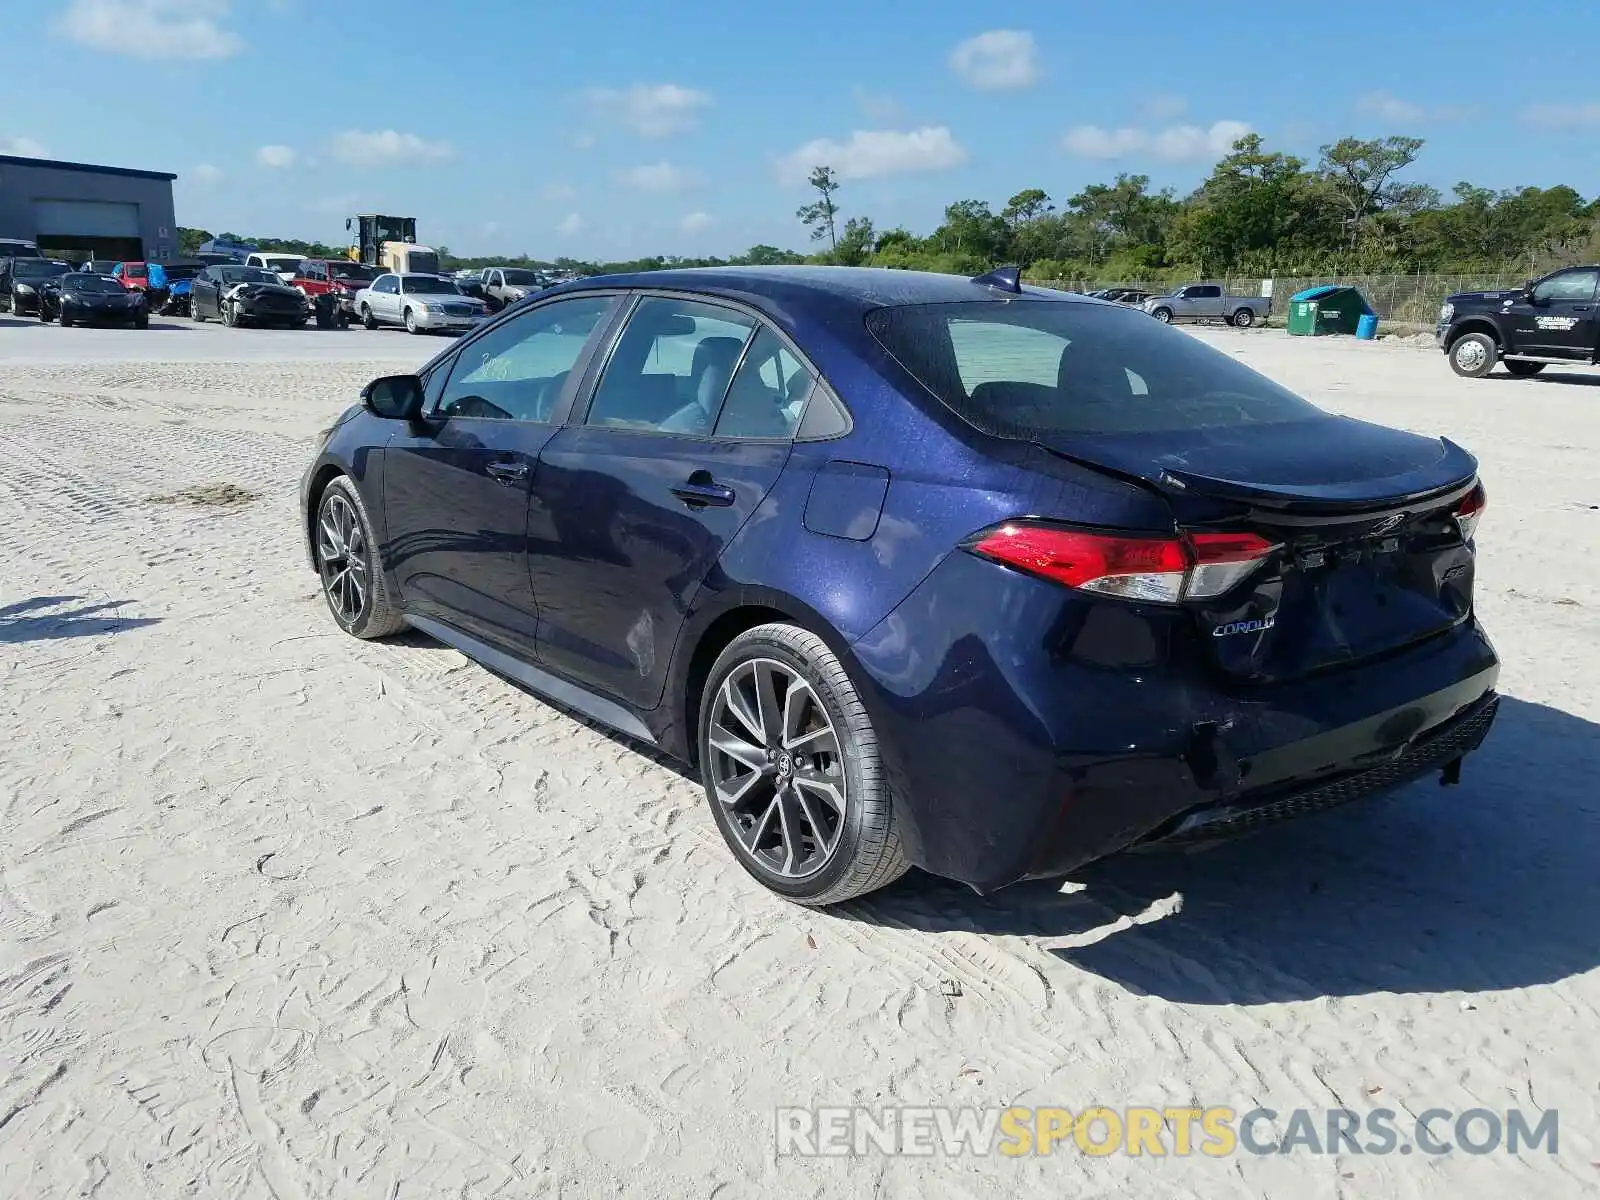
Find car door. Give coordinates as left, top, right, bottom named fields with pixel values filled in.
left=1509, top=267, right=1600, bottom=358
left=528, top=293, right=806, bottom=710
left=381, top=293, right=621, bottom=654
left=1190, top=284, right=1222, bottom=318
left=193, top=268, right=216, bottom=315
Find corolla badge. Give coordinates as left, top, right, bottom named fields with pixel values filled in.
left=1212, top=616, right=1275, bottom=638
left=1368, top=512, right=1407, bottom=536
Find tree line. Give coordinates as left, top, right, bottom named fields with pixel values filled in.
left=178, top=131, right=1599, bottom=282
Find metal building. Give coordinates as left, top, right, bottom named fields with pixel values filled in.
left=0, top=154, right=178, bottom=262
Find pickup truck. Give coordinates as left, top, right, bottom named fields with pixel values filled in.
left=479, top=267, right=548, bottom=310
left=1141, top=283, right=1270, bottom=328
left=292, top=258, right=380, bottom=322
left=245, top=252, right=305, bottom=283
left=1436, top=264, right=1600, bottom=379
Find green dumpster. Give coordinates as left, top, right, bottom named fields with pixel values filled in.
left=1286, top=284, right=1376, bottom=336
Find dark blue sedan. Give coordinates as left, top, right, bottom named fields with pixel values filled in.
left=299, top=266, right=1499, bottom=904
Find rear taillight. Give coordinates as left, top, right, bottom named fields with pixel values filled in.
left=1454, top=482, right=1485, bottom=544
left=968, top=523, right=1278, bottom=604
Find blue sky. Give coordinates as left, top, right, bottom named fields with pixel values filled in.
left=3, top=0, right=1598, bottom=261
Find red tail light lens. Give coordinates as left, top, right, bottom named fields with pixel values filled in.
left=1454, top=482, right=1485, bottom=544
left=970, top=524, right=1278, bottom=604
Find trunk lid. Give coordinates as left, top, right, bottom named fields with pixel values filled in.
left=1037, top=416, right=1481, bottom=682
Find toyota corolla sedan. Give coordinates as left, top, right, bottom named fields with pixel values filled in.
left=299, top=266, right=1499, bottom=905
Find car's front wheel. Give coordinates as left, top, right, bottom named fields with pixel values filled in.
left=314, top=476, right=404, bottom=639
left=1449, top=331, right=1497, bottom=378
left=404, top=307, right=421, bottom=334
left=699, top=623, right=908, bottom=905
left=1150, top=306, right=1173, bottom=323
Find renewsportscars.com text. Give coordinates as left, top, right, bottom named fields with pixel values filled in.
left=774, top=1105, right=1559, bottom=1158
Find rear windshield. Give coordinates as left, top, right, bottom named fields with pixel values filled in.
left=329, top=262, right=376, bottom=281
left=866, top=301, right=1320, bottom=437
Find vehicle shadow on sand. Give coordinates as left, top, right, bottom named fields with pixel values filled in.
left=0, top=595, right=160, bottom=643
left=842, top=695, right=1600, bottom=1002
left=1485, top=370, right=1600, bottom=388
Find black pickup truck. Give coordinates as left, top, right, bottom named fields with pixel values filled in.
left=1437, top=264, right=1599, bottom=378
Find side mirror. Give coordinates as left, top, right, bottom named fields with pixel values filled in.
left=1522, top=280, right=1539, bottom=304
left=362, top=374, right=425, bottom=420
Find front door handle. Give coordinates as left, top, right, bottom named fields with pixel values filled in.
left=672, top=474, right=736, bottom=508
left=485, top=461, right=529, bottom=483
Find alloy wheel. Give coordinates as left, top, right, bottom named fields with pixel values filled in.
left=317, top=493, right=369, bottom=624
left=1454, top=338, right=1487, bottom=373
left=706, top=657, right=847, bottom=878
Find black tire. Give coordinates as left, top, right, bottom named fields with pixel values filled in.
left=134, top=316, right=148, bottom=330
left=314, top=476, right=404, bottom=640
left=1151, top=306, right=1173, bottom=324
left=60, top=312, right=73, bottom=328
left=222, top=300, right=237, bottom=327
left=1448, top=331, right=1497, bottom=378
left=404, top=307, right=422, bottom=335
left=38, top=308, right=52, bottom=323
left=1231, top=308, right=1256, bottom=328
left=698, top=623, right=909, bottom=906
left=192, top=300, right=206, bottom=323
left=1504, top=360, right=1545, bottom=377
left=361, top=304, right=378, bottom=330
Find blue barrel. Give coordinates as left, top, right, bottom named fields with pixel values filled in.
left=1355, top=313, right=1379, bottom=340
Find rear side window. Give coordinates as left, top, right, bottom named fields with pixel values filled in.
left=866, top=301, right=1321, bottom=437
left=714, top=327, right=812, bottom=439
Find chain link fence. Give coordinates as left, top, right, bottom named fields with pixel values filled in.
left=1032, top=273, right=1526, bottom=324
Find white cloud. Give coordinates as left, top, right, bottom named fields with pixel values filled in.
left=1151, top=120, right=1252, bottom=160
left=541, top=182, right=577, bottom=201
left=1519, top=102, right=1600, bottom=130
left=1140, top=93, right=1188, bottom=121
left=1062, top=119, right=1251, bottom=161
left=328, top=129, right=453, bottom=167
left=1, top=136, right=47, bottom=157
left=584, top=83, right=711, bottom=137
left=256, top=144, right=296, bottom=169
left=617, top=161, right=698, bottom=192
left=481, top=220, right=500, bottom=236
left=776, top=126, right=968, bottom=185
left=949, top=30, right=1040, bottom=91
left=1356, top=91, right=1474, bottom=124
left=679, top=211, right=712, bottom=232
left=55, top=0, right=243, bottom=60
left=190, top=162, right=223, bottom=184
left=572, top=133, right=597, bottom=150
left=556, top=213, right=584, bottom=236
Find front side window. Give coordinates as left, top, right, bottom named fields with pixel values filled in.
left=435, top=294, right=614, bottom=422
left=867, top=300, right=1322, bottom=438
left=586, top=297, right=756, bottom=434
left=713, top=327, right=813, bottom=439
left=1532, top=269, right=1598, bottom=304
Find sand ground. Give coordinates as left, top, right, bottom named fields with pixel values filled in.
left=2, top=316, right=1597, bottom=1198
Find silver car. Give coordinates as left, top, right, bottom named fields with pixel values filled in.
left=1141, top=283, right=1271, bottom=328
left=354, top=273, right=489, bottom=334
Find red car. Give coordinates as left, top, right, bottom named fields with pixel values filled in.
left=292, top=259, right=380, bottom=326
left=112, top=261, right=170, bottom=312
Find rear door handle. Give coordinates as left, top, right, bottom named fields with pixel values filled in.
left=671, top=476, right=736, bottom=507
left=485, top=461, right=529, bottom=483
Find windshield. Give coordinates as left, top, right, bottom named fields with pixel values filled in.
left=329, top=262, right=376, bottom=281
left=260, top=256, right=302, bottom=270
left=866, top=301, right=1322, bottom=437
left=16, top=260, right=72, bottom=279
left=67, top=275, right=125, bottom=293
left=403, top=276, right=460, bottom=294
left=220, top=267, right=281, bottom=286
left=161, top=265, right=201, bottom=280
left=501, top=269, right=542, bottom=285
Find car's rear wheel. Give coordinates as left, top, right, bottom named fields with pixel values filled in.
left=1504, top=359, right=1545, bottom=377
left=1231, top=308, right=1256, bottom=328
left=362, top=304, right=378, bottom=330
left=315, top=476, right=403, bottom=639
left=1449, top=331, right=1497, bottom=378
left=1151, top=306, right=1173, bottom=323
left=700, top=624, right=908, bottom=905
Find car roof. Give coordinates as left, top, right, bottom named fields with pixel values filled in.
left=549, top=265, right=1086, bottom=316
